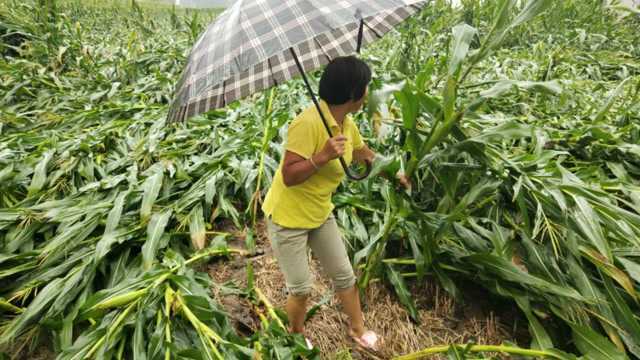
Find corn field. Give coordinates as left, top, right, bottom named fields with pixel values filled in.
left=1, top=0, right=639, bottom=359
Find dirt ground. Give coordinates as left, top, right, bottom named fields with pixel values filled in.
left=208, top=219, right=520, bottom=359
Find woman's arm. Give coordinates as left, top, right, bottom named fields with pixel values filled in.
left=353, top=145, right=412, bottom=190
left=282, top=135, right=347, bottom=187
left=353, top=144, right=376, bottom=165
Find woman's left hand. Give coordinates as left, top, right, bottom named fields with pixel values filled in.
left=395, top=172, right=412, bottom=191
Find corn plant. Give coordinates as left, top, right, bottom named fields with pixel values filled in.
left=346, top=0, right=640, bottom=358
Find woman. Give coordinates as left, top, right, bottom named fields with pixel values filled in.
left=262, top=56, right=409, bottom=350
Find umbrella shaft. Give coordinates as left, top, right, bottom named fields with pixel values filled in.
left=288, top=48, right=350, bottom=170
left=356, top=19, right=364, bottom=53
left=288, top=48, right=370, bottom=181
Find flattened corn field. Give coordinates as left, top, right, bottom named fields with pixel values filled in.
left=1, top=0, right=640, bottom=359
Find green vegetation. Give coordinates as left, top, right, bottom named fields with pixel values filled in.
left=1, top=0, right=639, bottom=359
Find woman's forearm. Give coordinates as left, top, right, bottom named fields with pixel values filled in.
left=282, top=153, right=330, bottom=187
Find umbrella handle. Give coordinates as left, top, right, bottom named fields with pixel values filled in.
left=341, top=157, right=372, bottom=180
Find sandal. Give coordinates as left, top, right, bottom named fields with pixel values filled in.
left=304, top=337, right=313, bottom=350
left=348, top=329, right=380, bottom=351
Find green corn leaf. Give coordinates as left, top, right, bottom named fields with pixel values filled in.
left=571, top=323, right=628, bottom=360
left=58, top=314, right=112, bottom=360
left=514, top=296, right=553, bottom=350
left=142, top=209, right=172, bottom=270
left=566, top=257, right=624, bottom=349
left=146, top=316, right=165, bottom=359
left=0, top=278, right=64, bottom=343
left=246, top=260, right=254, bottom=291
left=572, top=196, right=611, bottom=261
left=95, top=191, right=129, bottom=261
left=469, top=0, right=512, bottom=63
left=415, top=58, right=435, bottom=93
left=479, top=80, right=562, bottom=98
left=466, top=254, right=584, bottom=300
left=416, top=92, right=442, bottom=118
left=205, top=173, right=219, bottom=208
left=581, top=247, right=637, bottom=302
left=386, top=264, right=420, bottom=323
left=245, top=227, right=256, bottom=255
left=189, top=204, right=206, bottom=250
left=467, top=121, right=532, bottom=143
left=133, top=309, right=148, bottom=360
left=594, top=77, right=632, bottom=122
left=367, top=80, right=405, bottom=118
left=5, top=223, right=38, bottom=253
left=618, top=257, right=640, bottom=284
left=601, top=275, right=640, bottom=358
left=433, top=263, right=461, bottom=301
left=509, top=0, right=554, bottom=30
left=442, top=77, right=457, bottom=128
left=140, top=170, right=164, bottom=222
left=446, top=345, right=465, bottom=360
left=0, top=163, right=14, bottom=182
left=394, top=86, right=420, bottom=155
left=0, top=260, right=39, bottom=280
left=0, top=298, right=23, bottom=314
left=406, top=222, right=426, bottom=280
left=612, top=4, right=640, bottom=15
left=448, top=24, right=477, bottom=77
left=27, top=151, right=53, bottom=196
left=61, top=316, right=74, bottom=350
left=470, top=0, right=552, bottom=69
left=41, top=216, right=100, bottom=257
left=0, top=210, right=20, bottom=223
left=49, top=261, right=94, bottom=317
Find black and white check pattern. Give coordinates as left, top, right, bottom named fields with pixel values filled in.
left=168, top=0, right=429, bottom=122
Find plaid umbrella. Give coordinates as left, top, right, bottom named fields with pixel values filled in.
left=168, top=0, right=428, bottom=178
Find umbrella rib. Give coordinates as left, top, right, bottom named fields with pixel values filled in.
left=364, top=20, right=383, bottom=39
left=267, top=58, right=278, bottom=87
left=312, top=37, right=333, bottom=64
left=180, top=105, right=186, bottom=123
left=222, top=79, right=227, bottom=108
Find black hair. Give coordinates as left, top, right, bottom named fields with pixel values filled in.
left=318, top=56, right=372, bottom=105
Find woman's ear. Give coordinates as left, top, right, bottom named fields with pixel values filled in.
left=352, top=89, right=368, bottom=112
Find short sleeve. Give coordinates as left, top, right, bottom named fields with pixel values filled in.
left=351, top=122, right=365, bottom=151
left=285, top=117, right=316, bottom=159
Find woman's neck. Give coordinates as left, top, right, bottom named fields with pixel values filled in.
left=328, top=104, right=350, bottom=127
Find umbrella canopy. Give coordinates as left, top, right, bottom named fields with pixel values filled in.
left=168, top=0, right=428, bottom=122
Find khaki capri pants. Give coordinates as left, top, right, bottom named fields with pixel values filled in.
left=266, top=214, right=356, bottom=296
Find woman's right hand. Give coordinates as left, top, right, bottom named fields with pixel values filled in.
left=319, top=135, right=347, bottom=162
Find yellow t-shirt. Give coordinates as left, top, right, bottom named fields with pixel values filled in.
left=262, top=100, right=365, bottom=229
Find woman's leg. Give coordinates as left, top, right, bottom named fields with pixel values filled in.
left=266, top=218, right=313, bottom=333
left=308, top=215, right=365, bottom=336
left=286, top=294, right=309, bottom=333
left=336, top=285, right=365, bottom=336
